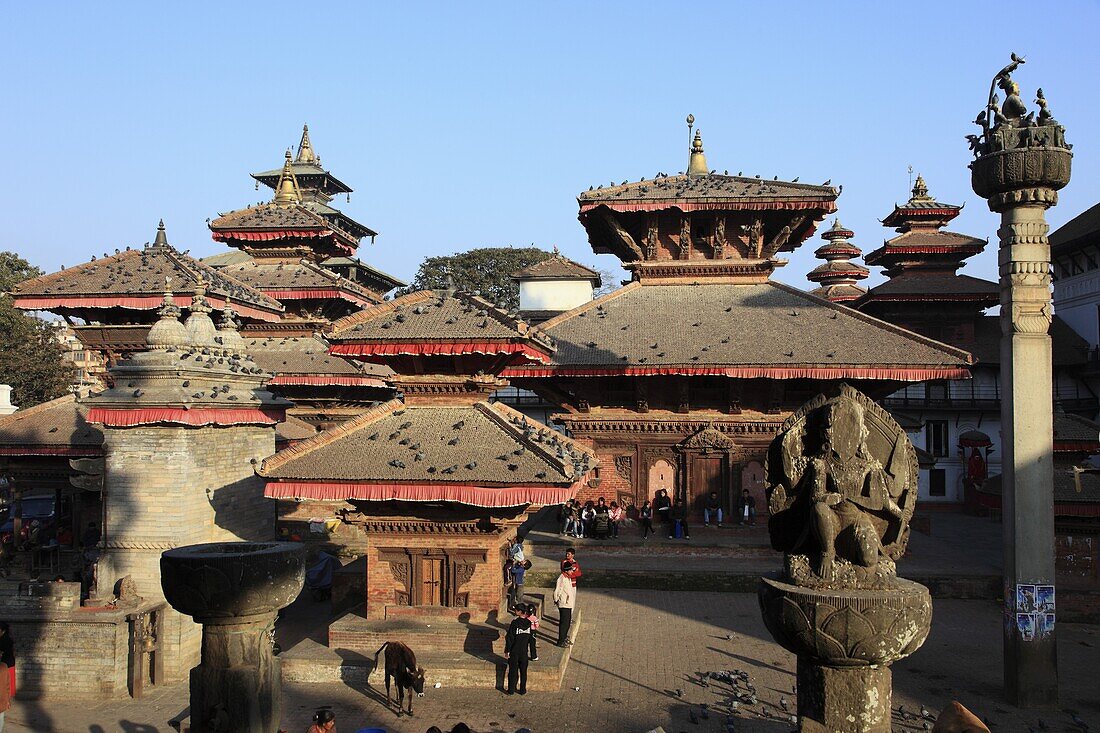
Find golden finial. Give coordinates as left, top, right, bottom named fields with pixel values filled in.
left=296, top=124, right=316, bottom=164
left=687, top=129, right=709, bottom=177
left=911, top=174, right=931, bottom=201
left=152, top=219, right=169, bottom=248
left=273, top=150, right=302, bottom=205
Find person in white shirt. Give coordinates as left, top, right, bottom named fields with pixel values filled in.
left=553, top=562, right=577, bottom=647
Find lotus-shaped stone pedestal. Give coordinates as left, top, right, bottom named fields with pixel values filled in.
left=161, top=542, right=305, bottom=733
left=759, top=576, right=932, bottom=732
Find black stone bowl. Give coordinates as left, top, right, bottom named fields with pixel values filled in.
left=970, top=147, right=1072, bottom=202
left=160, top=541, right=305, bottom=620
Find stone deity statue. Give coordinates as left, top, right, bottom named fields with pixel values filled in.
left=765, top=384, right=917, bottom=590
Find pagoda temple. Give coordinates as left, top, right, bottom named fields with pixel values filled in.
left=505, top=130, right=974, bottom=520
left=806, top=220, right=869, bottom=303
left=259, top=288, right=595, bottom=626
left=11, top=222, right=284, bottom=360
left=853, top=176, right=1090, bottom=504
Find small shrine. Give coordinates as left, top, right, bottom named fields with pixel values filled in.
left=259, top=288, right=595, bottom=633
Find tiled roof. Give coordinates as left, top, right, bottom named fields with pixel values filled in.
left=11, top=244, right=283, bottom=316
left=512, top=254, right=601, bottom=285
left=1053, top=413, right=1100, bottom=445
left=862, top=273, right=999, bottom=298
left=516, top=281, right=971, bottom=370
left=243, top=336, right=392, bottom=378
left=260, top=399, right=593, bottom=484
left=215, top=259, right=381, bottom=304
left=329, top=290, right=554, bottom=350
left=320, top=257, right=408, bottom=291
left=0, top=394, right=103, bottom=450
left=577, top=173, right=837, bottom=207
left=1050, top=201, right=1100, bottom=254
left=982, top=469, right=1100, bottom=504
left=251, top=161, right=353, bottom=195
left=211, top=201, right=375, bottom=243
left=809, top=283, right=866, bottom=301
left=961, top=315, right=1086, bottom=366
left=276, top=413, right=318, bottom=443
left=864, top=231, right=987, bottom=265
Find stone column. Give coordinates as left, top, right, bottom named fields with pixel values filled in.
left=161, top=541, right=304, bottom=733
left=968, top=55, right=1072, bottom=708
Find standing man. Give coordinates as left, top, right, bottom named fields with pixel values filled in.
left=704, top=491, right=723, bottom=528
left=554, top=562, right=577, bottom=647
left=504, top=608, right=533, bottom=695
left=740, top=489, right=756, bottom=526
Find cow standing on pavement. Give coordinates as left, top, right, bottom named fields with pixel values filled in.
left=374, top=641, right=426, bottom=716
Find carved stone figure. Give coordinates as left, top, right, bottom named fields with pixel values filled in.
left=766, top=385, right=916, bottom=590
left=758, top=385, right=931, bottom=732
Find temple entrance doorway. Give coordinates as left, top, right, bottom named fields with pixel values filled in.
left=420, top=557, right=445, bottom=606
left=648, top=459, right=676, bottom=503
left=688, top=456, right=727, bottom=518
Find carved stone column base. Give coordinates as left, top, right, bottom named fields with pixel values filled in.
left=190, top=614, right=281, bottom=733
left=797, top=659, right=890, bottom=733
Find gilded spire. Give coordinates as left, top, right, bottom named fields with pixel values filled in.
left=687, top=130, right=709, bottom=177
left=152, top=219, right=169, bottom=249
left=273, top=150, right=302, bottom=205
left=296, top=124, right=317, bottom=164
left=910, top=174, right=932, bottom=202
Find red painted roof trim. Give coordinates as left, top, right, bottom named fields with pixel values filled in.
left=0, top=447, right=103, bottom=457
left=13, top=295, right=282, bottom=322
left=87, top=406, right=285, bottom=427
left=263, top=288, right=374, bottom=307
left=503, top=365, right=971, bottom=381
left=268, top=375, right=389, bottom=387
left=330, top=342, right=552, bottom=363
left=263, top=480, right=581, bottom=508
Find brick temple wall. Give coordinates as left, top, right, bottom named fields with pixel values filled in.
left=362, top=531, right=513, bottom=623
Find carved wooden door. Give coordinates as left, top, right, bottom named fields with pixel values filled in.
left=420, top=558, right=444, bottom=606
left=691, top=457, right=726, bottom=518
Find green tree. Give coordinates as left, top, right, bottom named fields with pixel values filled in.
left=0, top=252, right=74, bottom=407
left=397, top=247, right=555, bottom=311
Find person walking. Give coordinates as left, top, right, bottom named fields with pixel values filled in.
left=639, top=500, right=654, bottom=539
left=554, top=562, right=577, bottom=647
left=508, top=557, right=526, bottom=610
left=504, top=609, right=533, bottom=695
left=704, top=491, right=723, bottom=528
left=740, top=489, right=757, bottom=526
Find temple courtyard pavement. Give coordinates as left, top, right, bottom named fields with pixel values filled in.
left=6, top=512, right=1099, bottom=733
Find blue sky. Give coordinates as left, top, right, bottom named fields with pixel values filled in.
left=3, top=2, right=1098, bottom=292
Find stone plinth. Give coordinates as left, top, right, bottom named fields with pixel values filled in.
left=161, top=541, right=304, bottom=733
left=759, top=576, right=931, bottom=733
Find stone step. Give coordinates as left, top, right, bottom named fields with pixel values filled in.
left=282, top=613, right=581, bottom=692
left=328, top=614, right=502, bottom=654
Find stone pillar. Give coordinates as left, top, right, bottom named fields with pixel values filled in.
left=968, top=55, right=1072, bottom=708
left=0, top=385, right=17, bottom=416
left=161, top=541, right=304, bottom=733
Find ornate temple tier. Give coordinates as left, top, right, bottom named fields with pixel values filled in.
left=251, top=125, right=353, bottom=205
left=577, top=131, right=837, bottom=268
left=808, top=220, right=869, bottom=303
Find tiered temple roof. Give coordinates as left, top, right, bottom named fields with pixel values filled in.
left=503, top=281, right=971, bottom=382
left=262, top=289, right=593, bottom=508
left=576, top=130, right=838, bottom=280
left=11, top=222, right=284, bottom=324
left=251, top=125, right=353, bottom=204
left=861, top=176, right=993, bottom=289
left=807, top=220, right=869, bottom=303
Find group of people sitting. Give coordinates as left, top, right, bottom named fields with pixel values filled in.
left=557, top=497, right=625, bottom=539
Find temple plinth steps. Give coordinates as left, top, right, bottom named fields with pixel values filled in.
left=329, top=613, right=501, bottom=655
